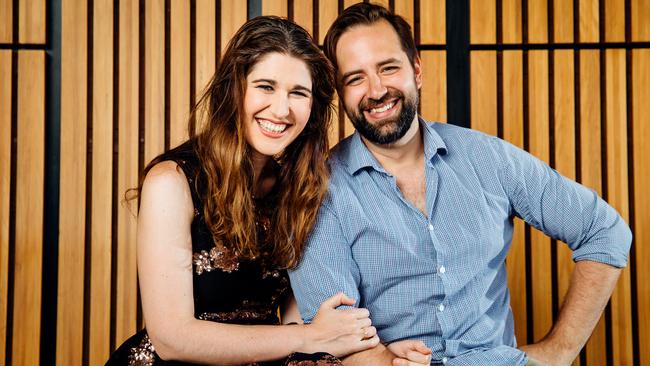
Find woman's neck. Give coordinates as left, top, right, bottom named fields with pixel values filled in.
left=250, top=151, right=276, bottom=198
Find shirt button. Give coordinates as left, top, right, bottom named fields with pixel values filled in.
left=428, top=224, right=434, bottom=231
left=438, top=304, right=445, bottom=312
left=442, top=357, right=448, bottom=364
left=439, top=265, right=446, bottom=274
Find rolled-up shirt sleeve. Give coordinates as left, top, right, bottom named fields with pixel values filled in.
left=497, top=138, right=632, bottom=267
left=288, top=202, right=362, bottom=323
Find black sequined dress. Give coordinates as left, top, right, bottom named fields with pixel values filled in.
left=106, top=141, right=341, bottom=366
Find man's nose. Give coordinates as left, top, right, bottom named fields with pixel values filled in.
left=367, top=74, right=387, bottom=101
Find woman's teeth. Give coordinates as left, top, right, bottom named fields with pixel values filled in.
left=370, top=102, right=394, bottom=114
left=258, top=119, right=287, bottom=133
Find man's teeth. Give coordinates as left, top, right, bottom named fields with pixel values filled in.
left=258, top=119, right=287, bottom=133
left=370, top=102, right=394, bottom=114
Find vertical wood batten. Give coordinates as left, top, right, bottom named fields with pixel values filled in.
left=394, top=0, right=414, bottom=34
left=170, top=0, right=190, bottom=148
left=57, top=0, right=88, bottom=364
left=469, top=0, right=495, bottom=44
left=501, top=0, right=522, bottom=43
left=370, top=0, right=390, bottom=8
left=262, top=0, right=288, bottom=16
left=292, top=0, right=313, bottom=35
left=605, top=48, right=633, bottom=366
left=502, top=50, right=527, bottom=344
left=420, top=51, right=446, bottom=123
left=318, top=0, right=337, bottom=45
left=553, top=0, right=574, bottom=43
left=605, top=0, right=625, bottom=41
left=419, top=0, right=445, bottom=45
left=13, top=50, right=45, bottom=366
left=195, top=0, right=216, bottom=101
left=528, top=0, right=548, bottom=44
left=342, top=0, right=362, bottom=139
left=115, top=0, right=140, bottom=347
left=632, top=49, right=650, bottom=366
left=220, top=2, right=246, bottom=52
left=89, top=0, right=114, bottom=363
left=527, top=50, right=553, bottom=342
left=0, top=0, right=11, bottom=42
left=319, top=0, right=340, bottom=143
left=578, top=49, right=607, bottom=366
left=552, top=50, right=575, bottom=314
left=18, top=0, right=45, bottom=44
left=579, top=0, right=599, bottom=42
left=145, top=0, right=165, bottom=164
left=0, top=50, right=11, bottom=365
left=469, top=51, right=496, bottom=135
left=631, top=0, right=650, bottom=41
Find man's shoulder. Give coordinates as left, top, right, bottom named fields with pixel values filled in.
left=423, top=121, right=508, bottom=160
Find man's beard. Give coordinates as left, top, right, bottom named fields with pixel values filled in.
left=346, top=88, right=418, bottom=145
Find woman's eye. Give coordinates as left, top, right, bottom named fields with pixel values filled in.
left=257, top=85, right=274, bottom=91
left=291, top=91, right=309, bottom=98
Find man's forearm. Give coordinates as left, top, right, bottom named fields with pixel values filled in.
left=342, top=343, right=395, bottom=366
left=522, top=260, right=621, bottom=364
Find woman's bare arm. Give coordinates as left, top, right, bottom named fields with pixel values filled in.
left=138, top=161, right=377, bottom=364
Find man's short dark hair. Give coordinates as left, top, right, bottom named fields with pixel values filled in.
left=323, top=3, right=417, bottom=73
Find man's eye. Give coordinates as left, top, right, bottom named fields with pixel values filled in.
left=346, top=77, right=362, bottom=86
left=382, top=66, right=399, bottom=73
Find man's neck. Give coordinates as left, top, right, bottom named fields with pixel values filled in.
left=361, top=116, right=424, bottom=172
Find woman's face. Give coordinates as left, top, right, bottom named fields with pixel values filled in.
left=243, top=52, right=313, bottom=159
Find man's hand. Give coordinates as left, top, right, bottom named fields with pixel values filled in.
left=387, top=340, right=432, bottom=366
left=519, top=260, right=622, bottom=366
left=520, top=340, right=569, bottom=366
left=342, top=340, right=431, bottom=366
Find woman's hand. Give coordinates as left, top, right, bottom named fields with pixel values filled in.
left=301, top=293, right=380, bottom=357
left=387, top=340, right=432, bottom=366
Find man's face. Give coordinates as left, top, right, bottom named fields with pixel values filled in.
left=335, top=20, right=422, bottom=145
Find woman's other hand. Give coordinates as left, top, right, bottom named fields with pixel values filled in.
left=387, top=340, right=432, bottom=366
left=301, top=292, right=379, bottom=357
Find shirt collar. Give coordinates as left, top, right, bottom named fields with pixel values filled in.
left=344, top=117, right=448, bottom=175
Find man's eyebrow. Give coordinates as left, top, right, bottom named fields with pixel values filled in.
left=340, top=58, right=403, bottom=82
left=377, top=58, right=401, bottom=68
left=251, top=78, right=312, bottom=94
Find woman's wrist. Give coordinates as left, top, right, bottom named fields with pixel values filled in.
left=293, top=323, right=314, bottom=354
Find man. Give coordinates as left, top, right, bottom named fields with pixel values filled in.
left=289, top=3, right=632, bottom=366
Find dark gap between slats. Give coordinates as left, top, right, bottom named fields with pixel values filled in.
left=41, top=0, right=62, bottom=362
left=109, top=0, right=120, bottom=353
left=82, top=0, right=95, bottom=363
left=547, top=0, right=559, bottom=324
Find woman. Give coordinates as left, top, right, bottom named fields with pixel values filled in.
left=107, top=16, right=378, bottom=365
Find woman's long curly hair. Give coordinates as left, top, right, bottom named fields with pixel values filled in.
left=141, top=16, right=335, bottom=269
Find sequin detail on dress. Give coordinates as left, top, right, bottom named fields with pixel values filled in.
left=128, top=334, right=156, bottom=366
left=285, top=353, right=343, bottom=366
left=193, top=244, right=240, bottom=274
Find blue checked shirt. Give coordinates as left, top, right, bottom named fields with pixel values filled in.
left=289, top=120, right=632, bottom=366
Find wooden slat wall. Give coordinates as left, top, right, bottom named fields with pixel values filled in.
left=57, top=0, right=87, bottom=365
left=0, top=0, right=12, bottom=43
left=2, top=1, right=649, bottom=365
left=88, top=1, right=114, bottom=364
left=0, top=50, right=12, bottom=366
left=469, top=1, right=649, bottom=365
left=14, top=50, right=46, bottom=366
left=633, top=49, right=650, bottom=366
